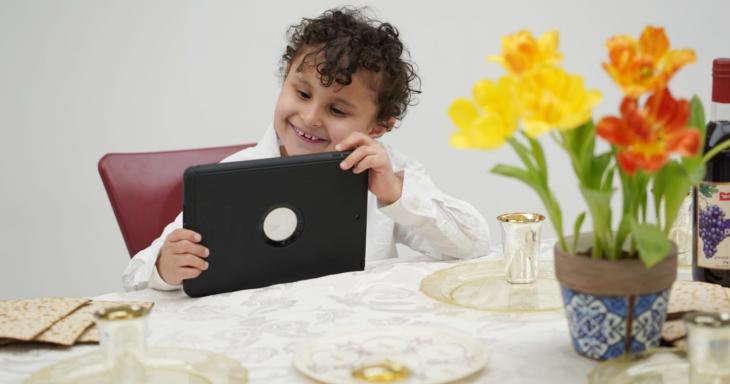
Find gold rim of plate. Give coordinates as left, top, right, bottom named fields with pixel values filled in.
left=419, top=260, right=563, bottom=313
left=24, top=346, right=248, bottom=384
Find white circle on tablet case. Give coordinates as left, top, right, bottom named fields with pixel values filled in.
left=263, top=207, right=298, bottom=241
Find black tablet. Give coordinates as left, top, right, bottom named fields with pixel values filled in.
left=182, top=151, right=368, bottom=297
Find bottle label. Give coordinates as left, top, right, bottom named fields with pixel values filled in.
left=697, top=181, right=730, bottom=269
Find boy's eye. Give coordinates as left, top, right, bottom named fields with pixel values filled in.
left=297, top=90, right=310, bottom=99
left=331, top=106, right=346, bottom=116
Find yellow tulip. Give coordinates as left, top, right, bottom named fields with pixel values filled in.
left=489, top=30, right=563, bottom=75
left=448, top=79, right=519, bottom=149
left=473, top=77, right=519, bottom=122
left=515, top=67, right=602, bottom=137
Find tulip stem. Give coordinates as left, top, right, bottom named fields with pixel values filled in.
left=702, top=138, right=730, bottom=163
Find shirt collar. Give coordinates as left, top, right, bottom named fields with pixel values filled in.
left=254, top=123, right=282, bottom=157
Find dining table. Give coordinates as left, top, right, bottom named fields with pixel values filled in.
left=0, top=240, right=691, bottom=383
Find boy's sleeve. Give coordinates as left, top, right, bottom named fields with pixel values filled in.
left=378, top=155, right=491, bottom=260
left=121, top=213, right=183, bottom=291
left=119, top=138, right=272, bottom=292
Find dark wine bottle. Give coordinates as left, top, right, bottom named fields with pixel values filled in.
left=693, top=58, right=730, bottom=286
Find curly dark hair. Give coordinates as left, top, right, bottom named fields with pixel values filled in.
left=281, top=7, right=421, bottom=125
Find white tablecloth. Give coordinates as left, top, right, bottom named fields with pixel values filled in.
left=4, top=241, right=678, bottom=383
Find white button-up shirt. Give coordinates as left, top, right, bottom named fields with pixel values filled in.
left=122, top=125, right=491, bottom=291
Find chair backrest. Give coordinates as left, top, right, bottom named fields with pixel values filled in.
left=98, top=143, right=256, bottom=257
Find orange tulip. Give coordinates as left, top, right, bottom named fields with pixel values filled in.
left=596, top=89, right=700, bottom=175
left=489, top=30, right=563, bottom=75
left=603, top=26, right=696, bottom=97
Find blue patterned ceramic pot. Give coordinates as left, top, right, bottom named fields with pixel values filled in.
left=554, top=235, right=677, bottom=361
left=560, top=286, right=670, bottom=360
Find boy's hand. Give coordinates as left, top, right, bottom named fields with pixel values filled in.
left=157, top=228, right=209, bottom=285
left=336, top=132, right=403, bottom=205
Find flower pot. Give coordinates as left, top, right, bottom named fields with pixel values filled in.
left=554, top=234, right=677, bottom=360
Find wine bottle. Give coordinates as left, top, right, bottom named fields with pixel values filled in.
left=693, top=58, right=730, bottom=286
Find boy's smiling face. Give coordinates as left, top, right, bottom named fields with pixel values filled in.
left=273, top=54, right=389, bottom=156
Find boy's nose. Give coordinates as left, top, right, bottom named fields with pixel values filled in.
left=302, top=105, right=324, bottom=128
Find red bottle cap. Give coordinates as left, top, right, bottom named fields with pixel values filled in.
left=713, top=58, right=730, bottom=103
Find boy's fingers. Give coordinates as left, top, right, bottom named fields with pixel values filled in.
left=167, top=229, right=202, bottom=243
left=335, top=131, right=370, bottom=151
left=172, top=240, right=209, bottom=258
left=177, top=254, right=209, bottom=271
left=353, top=156, right=377, bottom=174
left=179, top=267, right=203, bottom=280
left=341, top=146, right=375, bottom=170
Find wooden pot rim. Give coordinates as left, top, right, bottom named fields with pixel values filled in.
left=554, top=235, right=677, bottom=296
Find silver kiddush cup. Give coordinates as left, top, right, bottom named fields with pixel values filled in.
left=94, top=304, right=150, bottom=384
left=497, top=213, right=545, bottom=284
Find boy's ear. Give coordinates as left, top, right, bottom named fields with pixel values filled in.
left=368, top=117, right=397, bottom=138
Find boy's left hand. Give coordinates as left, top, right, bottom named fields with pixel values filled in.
left=336, top=132, right=403, bottom=205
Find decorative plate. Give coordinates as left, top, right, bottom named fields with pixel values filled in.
left=588, top=348, right=689, bottom=383
left=293, top=326, right=487, bottom=384
left=25, top=346, right=247, bottom=384
left=420, top=260, right=563, bottom=312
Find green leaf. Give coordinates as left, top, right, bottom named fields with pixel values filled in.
left=580, top=187, right=612, bottom=230
left=689, top=95, right=706, bottom=140
left=490, top=164, right=535, bottom=185
left=601, top=166, right=615, bottom=193
left=630, top=221, right=671, bottom=268
left=507, top=138, right=538, bottom=175
left=652, top=168, right=668, bottom=226
left=580, top=185, right=613, bottom=258
left=573, top=120, right=596, bottom=161
left=572, top=212, right=586, bottom=255
left=614, top=213, right=633, bottom=259
left=681, top=156, right=706, bottom=184
left=661, top=161, right=692, bottom=233
left=583, top=152, right=612, bottom=190
left=639, top=177, right=649, bottom=222
left=682, top=96, right=707, bottom=183
left=562, top=121, right=596, bottom=180
left=526, top=135, right=547, bottom=179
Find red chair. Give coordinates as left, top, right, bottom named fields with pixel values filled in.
left=98, top=143, right=256, bottom=257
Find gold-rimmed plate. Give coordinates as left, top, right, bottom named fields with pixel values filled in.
left=24, top=346, right=247, bottom=384
left=293, top=326, right=487, bottom=384
left=420, top=260, right=563, bottom=312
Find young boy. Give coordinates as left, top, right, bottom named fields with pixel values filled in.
left=122, top=7, right=490, bottom=291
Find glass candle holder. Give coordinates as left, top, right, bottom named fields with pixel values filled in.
left=684, top=312, right=730, bottom=383
left=94, top=304, right=151, bottom=384
left=497, top=213, right=545, bottom=284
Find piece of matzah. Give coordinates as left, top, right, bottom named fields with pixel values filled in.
left=668, top=280, right=730, bottom=314
left=0, top=298, right=89, bottom=341
left=662, top=281, right=730, bottom=344
left=35, top=300, right=154, bottom=346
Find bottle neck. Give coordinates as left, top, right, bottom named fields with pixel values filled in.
left=711, top=101, right=730, bottom=122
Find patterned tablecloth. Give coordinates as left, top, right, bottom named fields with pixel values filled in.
left=2, top=241, right=687, bottom=383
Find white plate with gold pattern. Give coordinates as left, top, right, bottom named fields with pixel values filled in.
left=293, top=326, right=487, bottom=384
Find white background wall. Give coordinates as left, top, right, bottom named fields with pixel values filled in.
left=1, top=0, right=727, bottom=299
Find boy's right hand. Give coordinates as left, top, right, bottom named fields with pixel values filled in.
left=156, top=228, right=210, bottom=285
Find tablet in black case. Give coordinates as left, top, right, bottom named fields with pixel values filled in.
left=182, top=151, right=368, bottom=297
